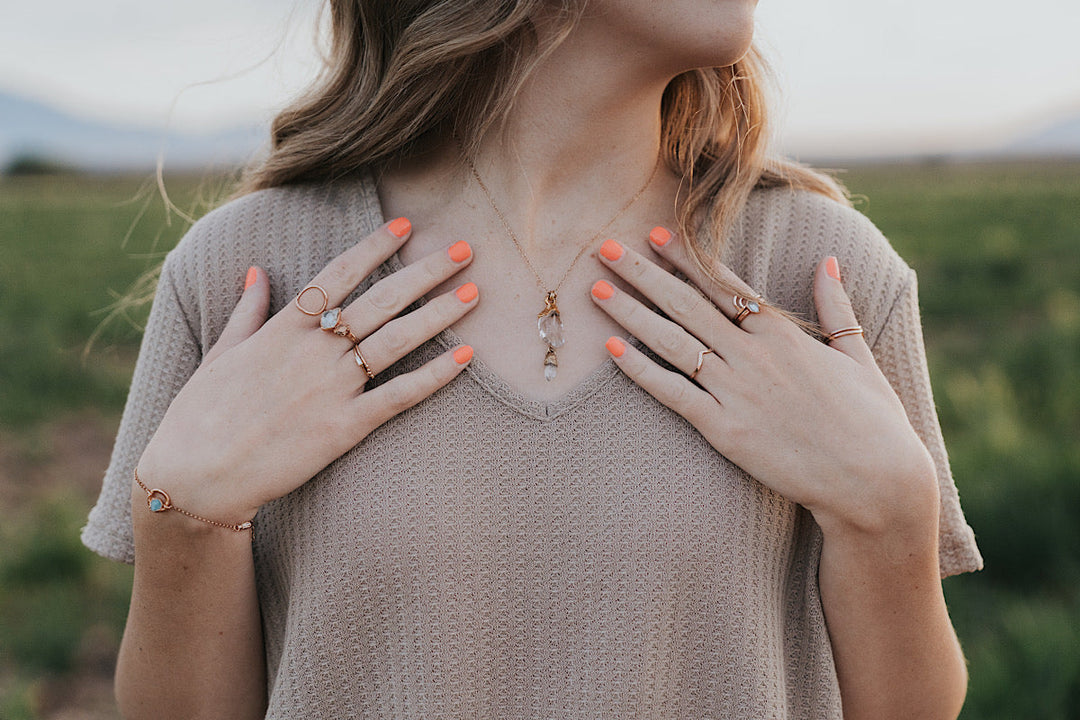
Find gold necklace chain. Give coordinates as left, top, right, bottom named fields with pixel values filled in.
left=463, top=151, right=660, bottom=381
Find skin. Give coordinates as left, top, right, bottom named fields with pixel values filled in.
left=118, top=1, right=968, bottom=717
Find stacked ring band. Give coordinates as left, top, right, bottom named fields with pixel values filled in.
left=295, top=285, right=330, bottom=316
left=320, top=307, right=362, bottom=344
left=732, top=294, right=761, bottom=327
left=353, top=345, right=375, bottom=379
left=826, top=325, right=864, bottom=343
left=690, top=348, right=714, bottom=380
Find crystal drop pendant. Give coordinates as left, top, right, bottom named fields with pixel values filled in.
left=543, top=347, right=558, bottom=382
left=537, top=309, right=565, bottom=349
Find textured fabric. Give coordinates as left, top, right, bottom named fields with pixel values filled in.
left=83, top=176, right=982, bottom=719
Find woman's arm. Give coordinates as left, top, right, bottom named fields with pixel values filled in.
left=112, top=221, right=478, bottom=718
left=117, top=509, right=266, bottom=719
left=818, top=499, right=968, bottom=720
left=592, top=229, right=970, bottom=718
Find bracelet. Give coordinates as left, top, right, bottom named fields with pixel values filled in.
left=134, top=468, right=253, bottom=533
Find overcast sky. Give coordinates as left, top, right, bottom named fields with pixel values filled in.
left=3, top=0, right=1079, bottom=157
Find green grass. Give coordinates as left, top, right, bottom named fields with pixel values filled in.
left=843, top=160, right=1080, bottom=719
left=1, top=162, right=1077, bottom=717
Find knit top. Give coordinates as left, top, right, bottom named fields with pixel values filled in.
left=83, top=176, right=982, bottom=719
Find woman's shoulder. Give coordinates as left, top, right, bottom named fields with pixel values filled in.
left=168, top=177, right=382, bottom=272
left=160, top=176, right=383, bottom=345
left=733, top=185, right=915, bottom=343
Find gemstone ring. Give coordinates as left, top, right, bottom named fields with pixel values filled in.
left=732, top=294, right=761, bottom=327
left=320, top=307, right=362, bottom=344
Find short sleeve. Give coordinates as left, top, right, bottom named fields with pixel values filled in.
left=81, top=252, right=201, bottom=564
left=869, top=269, right=983, bottom=578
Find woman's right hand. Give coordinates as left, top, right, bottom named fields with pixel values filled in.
left=134, top=218, right=476, bottom=526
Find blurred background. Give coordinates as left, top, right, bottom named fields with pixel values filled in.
left=1, top=1, right=1078, bottom=718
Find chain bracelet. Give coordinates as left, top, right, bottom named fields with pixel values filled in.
left=134, top=468, right=253, bottom=533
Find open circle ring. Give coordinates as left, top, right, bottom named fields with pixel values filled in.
left=295, top=284, right=330, bottom=316
left=732, top=294, right=761, bottom=327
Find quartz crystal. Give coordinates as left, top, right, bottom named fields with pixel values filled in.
left=537, top=310, right=565, bottom=349
left=320, top=307, right=341, bottom=330
left=543, top=348, right=558, bottom=382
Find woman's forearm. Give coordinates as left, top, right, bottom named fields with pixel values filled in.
left=817, top=482, right=968, bottom=720
left=116, top=491, right=266, bottom=720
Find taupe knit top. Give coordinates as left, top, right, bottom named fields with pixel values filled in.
left=84, top=177, right=982, bottom=719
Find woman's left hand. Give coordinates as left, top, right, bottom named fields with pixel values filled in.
left=591, top=228, right=939, bottom=538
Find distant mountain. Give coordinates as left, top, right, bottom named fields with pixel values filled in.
left=0, top=91, right=264, bottom=172
left=1005, top=112, right=1080, bottom=156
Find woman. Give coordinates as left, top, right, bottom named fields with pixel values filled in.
left=84, top=1, right=982, bottom=718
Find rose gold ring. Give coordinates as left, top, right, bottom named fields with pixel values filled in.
left=353, top=345, right=375, bottom=380
left=731, top=294, right=761, bottom=327
left=319, top=307, right=362, bottom=344
left=826, top=325, right=864, bottom=343
left=295, top=284, right=330, bottom=316
left=690, top=348, right=714, bottom=380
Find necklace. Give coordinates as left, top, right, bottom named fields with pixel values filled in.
left=464, top=153, right=660, bottom=381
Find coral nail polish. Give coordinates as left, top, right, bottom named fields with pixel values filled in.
left=453, top=345, right=474, bottom=364
left=826, top=256, right=841, bottom=281
left=456, top=282, right=478, bottom=303
left=600, top=239, right=624, bottom=261
left=605, top=337, right=626, bottom=358
left=448, top=241, right=472, bottom=263
left=388, top=217, right=412, bottom=238
left=649, top=226, right=672, bottom=247
left=591, top=280, right=614, bottom=300
left=244, top=266, right=258, bottom=289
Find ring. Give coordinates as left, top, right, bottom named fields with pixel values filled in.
left=826, top=325, right=864, bottom=343
left=320, top=307, right=362, bottom=344
left=295, top=285, right=329, bottom=316
left=353, top=345, right=375, bottom=380
left=690, top=348, right=714, bottom=380
left=731, top=294, right=761, bottom=327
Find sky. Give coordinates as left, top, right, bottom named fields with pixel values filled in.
left=3, top=0, right=1079, bottom=158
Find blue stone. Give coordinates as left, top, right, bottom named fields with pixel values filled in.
left=150, top=498, right=164, bottom=512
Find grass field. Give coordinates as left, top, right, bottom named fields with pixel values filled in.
left=1, top=161, right=1078, bottom=718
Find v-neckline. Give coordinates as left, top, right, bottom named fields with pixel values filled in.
left=357, top=172, right=638, bottom=422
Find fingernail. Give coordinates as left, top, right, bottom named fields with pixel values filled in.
left=605, top=337, right=626, bottom=358
left=448, top=241, right=472, bottom=263
left=599, top=239, right=624, bottom=261
left=591, top=280, right=614, bottom=300
left=388, top=217, right=411, bottom=238
left=455, top=282, right=478, bottom=303
left=243, top=266, right=258, bottom=289
left=826, top=256, right=841, bottom=282
left=453, top=345, right=474, bottom=364
left=649, top=226, right=672, bottom=247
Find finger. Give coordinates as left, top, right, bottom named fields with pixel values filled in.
left=355, top=282, right=479, bottom=376
left=341, top=240, right=472, bottom=339
left=294, top=217, right=414, bottom=318
left=814, top=256, right=875, bottom=366
left=596, top=238, right=745, bottom=350
left=203, top=266, right=270, bottom=366
left=353, top=345, right=473, bottom=435
left=603, top=337, right=722, bottom=429
left=590, top=279, right=727, bottom=382
left=643, top=227, right=767, bottom=329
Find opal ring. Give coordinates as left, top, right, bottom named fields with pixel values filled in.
left=826, top=325, right=864, bottom=344
left=320, top=307, right=362, bottom=344
left=690, top=348, right=714, bottom=380
left=732, top=295, right=761, bottom=327
left=353, top=345, right=376, bottom=380
left=295, top=284, right=330, bottom=316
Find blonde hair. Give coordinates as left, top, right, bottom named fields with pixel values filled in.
left=239, top=0, right=847, bottom=287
